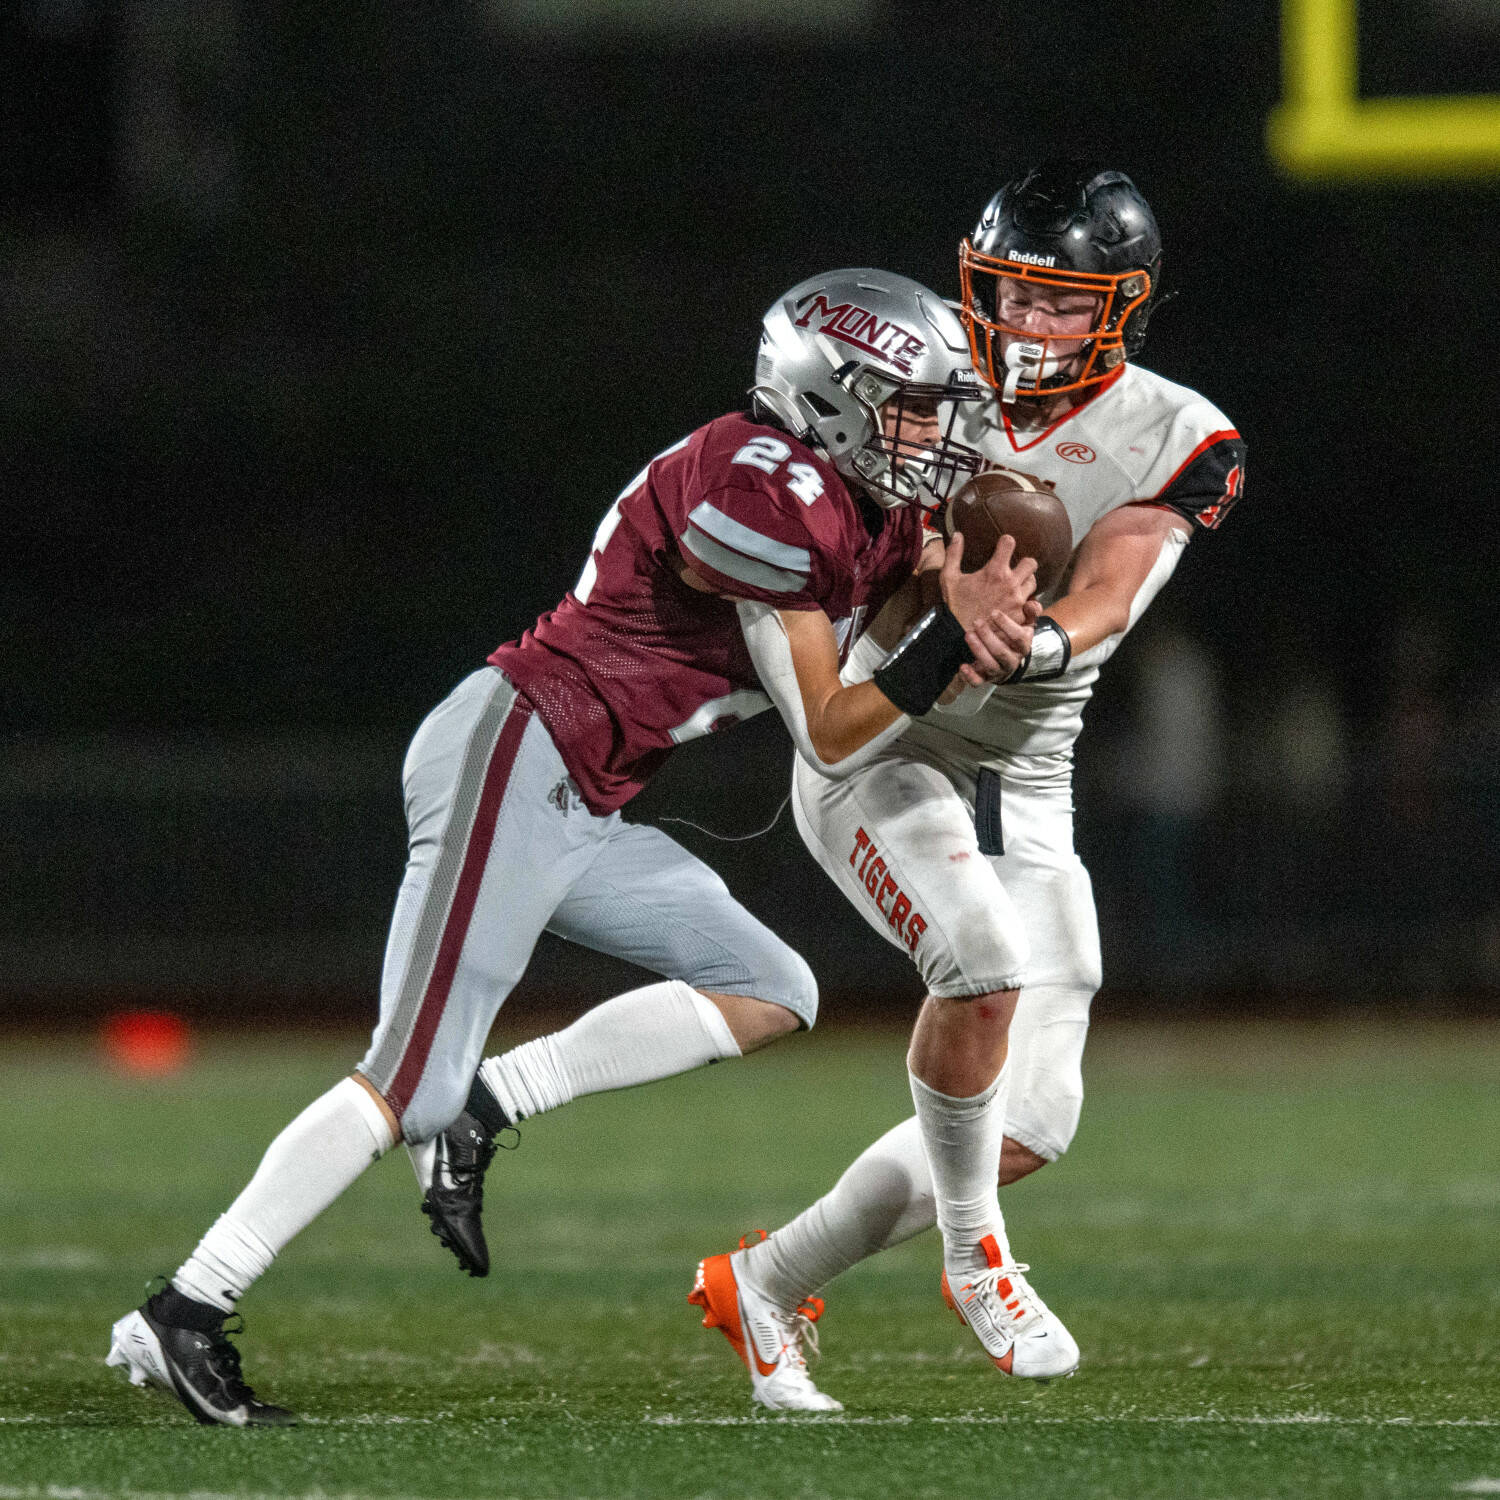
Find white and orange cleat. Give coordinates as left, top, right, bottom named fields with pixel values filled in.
left=940, top=1234, right=1080, bottom=1380
left=689, top=1236, right=843, bottom=1412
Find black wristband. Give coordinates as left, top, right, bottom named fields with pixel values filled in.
left=872, top=605, right=974, bottom=717
left=1004, top=616, right=1072, bottom=684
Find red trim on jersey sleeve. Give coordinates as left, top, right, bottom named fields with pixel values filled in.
left=1152, top=428, right=1241, bottom=496
left=1150, top=430, right=1245, bottom=532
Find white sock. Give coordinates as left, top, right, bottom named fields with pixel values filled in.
left=478, top=980, right=741, bottom=1122
left=740, top=1115, right=934, bottom=1307
left=909, top=1064, right=1012, bottom=1275
left=172, top=1076, right=394, bottom=1311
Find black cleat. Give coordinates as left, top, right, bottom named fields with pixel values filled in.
left=106, top=1283, right=296, bottom=1427
left=415, top=1075, right=516, bottom=1278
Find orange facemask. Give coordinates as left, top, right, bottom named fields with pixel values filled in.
left=959, top=239, right=1153, bottom=401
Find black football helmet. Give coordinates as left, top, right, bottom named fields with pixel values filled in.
left=959, top=161, right=1162, bottom=400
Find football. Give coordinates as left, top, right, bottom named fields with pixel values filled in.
left=945, top=469, right=1074, bottom=595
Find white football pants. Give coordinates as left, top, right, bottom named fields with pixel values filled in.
left=359, top=668, right=817, bottom=1143
left=792, top=721, right=1099, bottom=1161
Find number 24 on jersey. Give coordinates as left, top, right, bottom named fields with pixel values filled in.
left=575, top=433, right=824, bottom=604
left=731, top=435, right=825, bottom=506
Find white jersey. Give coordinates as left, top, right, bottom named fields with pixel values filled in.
left=847, top=361, right=1244, bottom=759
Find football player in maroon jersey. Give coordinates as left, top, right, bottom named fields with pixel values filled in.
left=692, top=165, right=1246, bottom=1408
left=106, top=268, right=1040, bottom=1424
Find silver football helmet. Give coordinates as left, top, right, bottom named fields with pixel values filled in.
left=752, top=269, right=986, bottom=511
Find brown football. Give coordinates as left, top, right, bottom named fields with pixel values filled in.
left=945, top=468, right=1074, bottom=594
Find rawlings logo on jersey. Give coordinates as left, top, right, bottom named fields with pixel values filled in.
left=1056, top=441, right=1096, bottom=464
left=794, top=296, right=926, bottom=376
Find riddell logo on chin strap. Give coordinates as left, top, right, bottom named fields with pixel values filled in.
left=850, top=827, right=927, bottom=952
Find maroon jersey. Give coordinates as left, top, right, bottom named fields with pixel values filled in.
left=490, top=412, right=924, bottom=813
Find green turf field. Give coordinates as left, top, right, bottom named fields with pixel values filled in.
left=1, top=1020, right=1497, bottom=1500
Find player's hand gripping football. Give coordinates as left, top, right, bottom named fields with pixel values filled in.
left=938, top=532, right=1040, bottom=686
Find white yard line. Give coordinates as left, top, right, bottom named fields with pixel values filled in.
left=5, top=1411, right=1494, bottom=1431
left=0, top=1488, right=466, bottom=1500
left=0, top=1249, right=106, bottom=1270
left=645, top=1411, right=1500, bottom=1428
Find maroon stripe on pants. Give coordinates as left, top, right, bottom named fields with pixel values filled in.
left=385, top=697, right=534, bottom=1117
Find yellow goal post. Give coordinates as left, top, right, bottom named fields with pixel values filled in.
left=1268, top=0, right=1500, bottom=179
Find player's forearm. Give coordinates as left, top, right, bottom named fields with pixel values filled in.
left=802, top=679, right=909, bottom=764
left=739, top=602, right=911, bottom=779
left=1043, top=585, right=1129, bottom=657
left=1048, top=526, right=1190, bottom=657
left=1047, top=510, right=1191, bottom=658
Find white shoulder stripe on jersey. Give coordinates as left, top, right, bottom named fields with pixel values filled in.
left=686, top=501, right=813, bottom=571
left=681, top=526, right=810, bottom=595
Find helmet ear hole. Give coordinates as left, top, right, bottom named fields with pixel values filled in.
left=802, top=391, right=840, bottom=418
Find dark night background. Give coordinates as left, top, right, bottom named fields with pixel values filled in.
left=3, top=0, right=1497, bottom=1018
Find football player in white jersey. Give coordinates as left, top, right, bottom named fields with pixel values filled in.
left=690, top=162, right=1245, bottom=1408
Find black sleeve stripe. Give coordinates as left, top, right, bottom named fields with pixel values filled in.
left=1153, top=431, right=1246, bottom=531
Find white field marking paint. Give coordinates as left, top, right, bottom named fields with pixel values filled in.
left=0, top=1489, right=471, bottom=1500
left=646, top=1414, right=910, bottom=1427
left=331, top=1349, right=435, bottom=1366
left=301, top=1413, right=447, bottom=1425
left=1453, top=1483, right=1500, bottom=1495
left=644, top=1412, right=1500, bottom=1429
left=834, top=1349, right=977, bottom=1366
left=0, top=1249, right=105, bottom=1270
left=0, top=1413, right=519, bottom=1432
left=454, top=1341, right=545, bottom=1366
left=299, top=1413, right=522, bottom=1428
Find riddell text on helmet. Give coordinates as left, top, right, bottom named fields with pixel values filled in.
left=850, top=827, right=927, bottom=953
